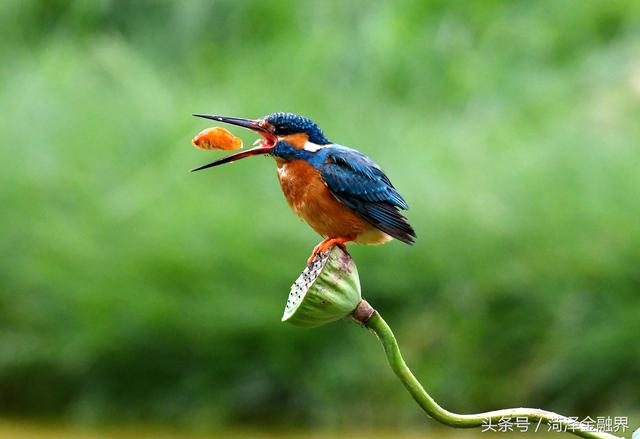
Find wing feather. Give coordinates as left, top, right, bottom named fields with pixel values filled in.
left=319, top=147, right=416, bottom=244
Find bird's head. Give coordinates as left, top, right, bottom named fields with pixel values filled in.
left=191, top=112, right=330, bottom=171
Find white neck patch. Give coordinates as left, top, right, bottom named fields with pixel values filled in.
left=302, top=141, right=327, bottom=152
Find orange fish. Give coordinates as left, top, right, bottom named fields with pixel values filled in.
left=192, top=127, right=243, bottom=151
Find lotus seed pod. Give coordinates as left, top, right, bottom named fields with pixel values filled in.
left=281, top=245, right=361, bottom=328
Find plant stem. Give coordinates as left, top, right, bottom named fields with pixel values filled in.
left=357, top=301, right=623, bottom=439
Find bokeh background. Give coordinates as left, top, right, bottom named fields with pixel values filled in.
left=1, top=1, right=639, bottom=438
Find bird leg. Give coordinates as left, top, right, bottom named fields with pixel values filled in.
left=307, top=237, right=354, bottom=265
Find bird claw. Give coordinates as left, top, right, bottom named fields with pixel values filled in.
left=307, top=238, right=352, bottom=265
left=307, top=245, right=326, bottom=266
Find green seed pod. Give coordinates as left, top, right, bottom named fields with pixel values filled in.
left=281, top=246, right=362, bottom=328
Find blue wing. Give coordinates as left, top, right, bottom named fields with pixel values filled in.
left=318, top=145, right=416, bottom=244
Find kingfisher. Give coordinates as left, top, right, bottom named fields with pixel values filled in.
left=192, top=112, right=416, bottom=263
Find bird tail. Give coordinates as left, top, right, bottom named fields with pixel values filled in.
left=360, top=203, right=416, bottom=245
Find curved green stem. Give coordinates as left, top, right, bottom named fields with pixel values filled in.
left=359, top=304, right=623, bottom=439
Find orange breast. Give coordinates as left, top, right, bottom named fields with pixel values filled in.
left=275, top=159, right=391, bottom=244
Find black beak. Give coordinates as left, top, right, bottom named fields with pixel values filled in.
left=193, top=114, right=266, bottom=132
left=191, top=114, right=278, bottom=172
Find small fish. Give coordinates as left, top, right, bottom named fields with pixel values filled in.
left=192, top=127, right=243, bottom=151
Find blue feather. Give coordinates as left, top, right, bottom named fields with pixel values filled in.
left=318, top=145, right=415, bottom=244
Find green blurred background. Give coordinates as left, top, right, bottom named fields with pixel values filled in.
left=1, top=0, right=639, bottom=437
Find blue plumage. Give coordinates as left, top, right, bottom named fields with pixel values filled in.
left=272, top=139, right=415, bottom=243
left=266, top=112, right=330, bottom=145
left=318, top=146, right=416, bottom=244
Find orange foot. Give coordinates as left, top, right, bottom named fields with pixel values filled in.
left=307, top=237, right=354, bottom=265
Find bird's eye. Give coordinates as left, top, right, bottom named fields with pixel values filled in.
left=277, top=125, right=295, bottom=135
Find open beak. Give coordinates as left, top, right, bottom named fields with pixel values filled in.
left=191, top=114, right=278, bottom=172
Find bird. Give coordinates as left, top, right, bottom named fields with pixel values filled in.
left=191, top=112, right=416, bottom=263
